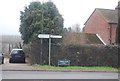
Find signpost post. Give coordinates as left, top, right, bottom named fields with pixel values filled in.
left=38, top=34, right=62, bottom=66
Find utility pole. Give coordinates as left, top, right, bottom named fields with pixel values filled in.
left=9, top=43, right=11, bottom=54
left=40, top=0, right=44, bottom=65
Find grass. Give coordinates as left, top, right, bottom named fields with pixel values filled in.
left=33, top=64, right=119, bottom=71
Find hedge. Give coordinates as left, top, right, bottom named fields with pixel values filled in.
left=51, top=45, right=119, bottom=68
left=25, top=42, right=119, bottom=68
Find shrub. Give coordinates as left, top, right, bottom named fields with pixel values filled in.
left=25, top=43, right=119, bottom=68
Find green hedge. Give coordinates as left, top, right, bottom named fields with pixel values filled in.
left=51, top=45, right=119, bottom=68
left=26, top=42, right=119, bottom=68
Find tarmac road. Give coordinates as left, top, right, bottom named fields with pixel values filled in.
left=2, top=71, right=118, bottom=79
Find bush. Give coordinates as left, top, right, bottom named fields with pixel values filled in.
left=25, top=43, right=119, bottom=68
left=52, top=45, right=118, bottom=68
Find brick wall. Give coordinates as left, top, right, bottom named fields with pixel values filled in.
left=84, top=9, right=117, bottom=44
left=111, top=24, right=117, bottom=44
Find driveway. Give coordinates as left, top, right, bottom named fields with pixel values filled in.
left=2, top=58, right=37, bottom=71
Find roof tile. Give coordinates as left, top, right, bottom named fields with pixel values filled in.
left=96, top=8, right=118, bottom=24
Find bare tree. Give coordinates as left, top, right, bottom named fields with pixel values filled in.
left=72, top=24, right=81, bottom=33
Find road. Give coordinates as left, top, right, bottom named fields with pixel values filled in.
left=2, top=71, right=119, bottom=79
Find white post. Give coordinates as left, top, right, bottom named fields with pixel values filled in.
left=49, top=36, right=51, bottom=66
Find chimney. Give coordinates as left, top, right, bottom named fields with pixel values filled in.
left=115, top=1, right=120, bottom=9
left=115, top=1, right=120, bottom=17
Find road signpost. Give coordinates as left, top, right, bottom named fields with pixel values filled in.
left=38, top=34, right=50, bottom=38
left=38, top=34, right=62, bottom=66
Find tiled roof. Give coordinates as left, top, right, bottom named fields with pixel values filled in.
left=96, top=8, right=118, bottom=24
left=63, top=32, right=104, bottom=45
left=83, top=33, right=103, bottom=44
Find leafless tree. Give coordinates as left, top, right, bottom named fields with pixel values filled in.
left=72, top=24, right=81, bottom=33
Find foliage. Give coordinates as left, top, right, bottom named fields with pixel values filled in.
left=116, top=17, right=120, bottom=45
left=27, top=43, right=119, bottom=68
left=19, top=1, right=63, bottom=44
left=59, top=45, right=118, bottom=68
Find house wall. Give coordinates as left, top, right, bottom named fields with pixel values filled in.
left=110, top=24, right=117, bottom=44
left=84, top=10, right=117, bottom=44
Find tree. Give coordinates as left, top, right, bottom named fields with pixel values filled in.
left=72, top=24, right=81, bottom=33
left=116, top=17, right=120, bottom=45
left=19, top=1, right=64, bottom=44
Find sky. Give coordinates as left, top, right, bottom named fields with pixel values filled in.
left=0, top=0, right=118, bottom=35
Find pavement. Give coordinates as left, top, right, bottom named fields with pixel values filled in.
left=1, top=58, right=119, bottom=73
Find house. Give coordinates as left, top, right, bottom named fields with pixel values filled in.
left=84, top=8, right=118, bottom=45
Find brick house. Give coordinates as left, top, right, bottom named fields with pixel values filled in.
left=84, top=8, right=118, bottom=45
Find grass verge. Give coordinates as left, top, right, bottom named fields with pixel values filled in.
left=33, top=64, right=118, bottom=71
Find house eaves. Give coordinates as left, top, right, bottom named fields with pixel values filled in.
left=84, top=9, right=97, bottom=25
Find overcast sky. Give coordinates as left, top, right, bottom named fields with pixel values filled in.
left=0, top=0, right=118, bottom=35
